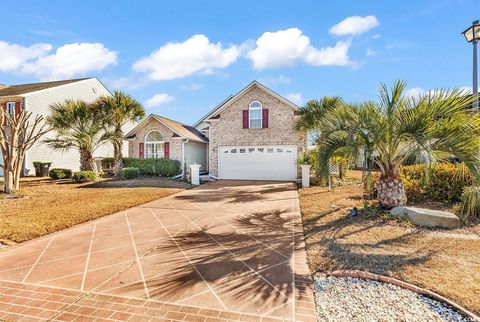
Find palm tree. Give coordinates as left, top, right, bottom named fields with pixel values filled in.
left=45, top=99, right=112, bottom=172
left=297, top=80, right=480, bottom=208
left=96, top=91, right=144, bottom=176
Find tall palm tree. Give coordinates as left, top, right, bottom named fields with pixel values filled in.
left=297, top=80, right=480, bottom=208
left=96, top=91, right=144, bottom=176
left=45, top=99, right=112, bottom=172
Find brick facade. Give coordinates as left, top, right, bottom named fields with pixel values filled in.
left=207, top=85, right=307, bottom=177
left=128, top=118, right=183, bottom=161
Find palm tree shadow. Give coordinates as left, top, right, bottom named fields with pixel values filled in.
left=121, top=209, right=311, bottom=307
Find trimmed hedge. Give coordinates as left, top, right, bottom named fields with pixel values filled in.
left=100, top=157, right=181, bottom=177
left=122, top=158, right=181, bottom=177
left=372, top=163, right=474, bottom=203
left=49, top=168, right=72, bottom=180
left=73, top=171, right=97, bottom=183
left=121, top=167, right=139, bottom=179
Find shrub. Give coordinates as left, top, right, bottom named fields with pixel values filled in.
left=121, top=167, right=139, bottom=179
left=122, top=158, right=181, bottom=177
left=371, top=163, right=474, bottom=203
left=297, top=152, right=314, bottom=165
left=460, top=186, right=480, bottom=222
left=101, top=157, right=115, bottom=174
left=49, top=168, right=72, bottom=180
left=72, top=171, right=97, bottom=183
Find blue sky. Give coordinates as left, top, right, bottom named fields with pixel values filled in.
left=0, top=0, right=479, bottom=124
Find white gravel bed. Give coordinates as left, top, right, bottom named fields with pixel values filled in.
left=313, top=276, right=473, bottom=322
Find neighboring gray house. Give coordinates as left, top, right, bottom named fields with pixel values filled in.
left=126, top=81, right=307, bottom=181
left=0, top=78, right=133, bottom=176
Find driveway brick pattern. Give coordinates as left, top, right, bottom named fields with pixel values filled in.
left=0, top=181, right=316, bottom=321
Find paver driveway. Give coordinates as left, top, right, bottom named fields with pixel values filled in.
left=0, top=180, right=316, bottom=321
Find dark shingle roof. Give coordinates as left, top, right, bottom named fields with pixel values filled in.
left=0, top=78, right=90, bottom=97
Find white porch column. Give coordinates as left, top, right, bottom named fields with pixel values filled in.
left=301, top=164, right=311, bottom=188
left=190, top=163, right=201, bottom=186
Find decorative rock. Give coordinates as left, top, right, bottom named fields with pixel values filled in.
left=390, top=206, right=461, bottom=228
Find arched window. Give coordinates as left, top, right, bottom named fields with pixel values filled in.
left=144, top=130, right=164, bottom=158
left=249, top=101, right=262, bottom=129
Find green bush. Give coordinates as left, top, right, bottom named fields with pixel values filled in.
left=101, top=157, right=115, bottom=174
left=122, top=158, right=181, bottom=177
left=49, top=168, right=72, bottom=180
left=459, top=186, right=480, bottom=222
left=372, top=163, right=473, bottom=203
left=72, top=171, right=97, bottom=183
left=121, top=167, right=139, bottom=179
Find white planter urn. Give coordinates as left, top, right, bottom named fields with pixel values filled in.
left=189, top=163, right=201, bottom=186
left=301, top=164, right=311, bottom=188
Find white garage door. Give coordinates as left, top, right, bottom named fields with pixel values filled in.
left=219, top=145, right=297, bottom=181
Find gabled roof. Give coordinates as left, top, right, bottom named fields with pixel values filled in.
left=0, top=78, right=90, bottom=97
left=193, top=80, right=300, bottom=127
left=124, top=114, right=208, bottom=143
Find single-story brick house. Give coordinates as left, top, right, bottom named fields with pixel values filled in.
left=125, top=81, right=307, bottom=181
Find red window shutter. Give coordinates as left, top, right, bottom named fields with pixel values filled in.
left=139, top=143, right=144, bottom=159
left=242, top=110, right=249, bottom=129
left=14, top=101, right=21, bottom=117
left=262, top=109, right=269, bottom=128
left=164, top=142, right=170, bottom=159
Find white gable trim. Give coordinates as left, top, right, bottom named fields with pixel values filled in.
left=19, top=78, right=110, bottom=98
left=193, top=80, right=299, bottom=127
left=124, top=114, right=206, bottom=143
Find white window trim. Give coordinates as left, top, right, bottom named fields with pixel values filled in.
left=6, top=102, right=16, bottom=116
left=144, top=130, right=165, bottom=159
left=249, top=100, right=262, bottom=129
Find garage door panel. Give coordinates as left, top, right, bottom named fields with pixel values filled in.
left=219, top=146, right=297, bottom=181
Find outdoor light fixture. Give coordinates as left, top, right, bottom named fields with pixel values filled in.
left=462, top=20, right=480, bottom=109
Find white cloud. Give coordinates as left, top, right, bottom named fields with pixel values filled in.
left=22, top=43, right=117, bottom=80
left=329, top=15, right=380, bottom=36
left=247, top=28, right=351, bottom=69
left=285, top=92, right=305, bottom=106
left=405, top=86, right=473, bottom=100
left=144, top=93, right=175, bottom=108
left=181, top=82, right=204, bottom=91
left=0, top=41, right=117, bottom=80
left=366, top=48, right=377, bottom=57
left=258, top=75, right=291, bottom=86
left=405, top=87, right=426, bottom=99
left=133, top=34, right=240, bottom=80
left=0, top=41, right=51, bottom=72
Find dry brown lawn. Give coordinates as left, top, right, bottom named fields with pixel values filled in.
left=0, top=178, right=186, bottom=243
left=299, top=181, right=480, bottom=315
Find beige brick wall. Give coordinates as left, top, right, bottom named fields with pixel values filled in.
left=128, top=118, right=183, bottom=162
left=207, top=86, right=307, bottom=177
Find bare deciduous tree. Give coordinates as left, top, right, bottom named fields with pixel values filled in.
left=0, top=108, right=50, bottom=194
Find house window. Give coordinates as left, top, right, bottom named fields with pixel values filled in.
left=144, top=130, right=164, bottom=158
left=6, top=102, right=15, bottom=116
left=249, top=101, right=262, bottom=129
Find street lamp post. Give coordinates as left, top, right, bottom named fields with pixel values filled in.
left=462, top=20, right=480, bottom=109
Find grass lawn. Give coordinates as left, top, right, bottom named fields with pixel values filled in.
left=0, top=177, right=188, bottom=243
left=299, top=178, right=480, bottom=315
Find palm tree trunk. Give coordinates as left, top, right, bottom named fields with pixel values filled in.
left=80, top=149, right=97, bottom=172
left=113, top=139, right=123, bottom=177
left=377, top=174, right=407, bottom=208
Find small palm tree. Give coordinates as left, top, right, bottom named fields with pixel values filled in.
left=45, top=99, right=112, bottom=172
left=96, top=91, right=144, bottom=176
left=297, top=80, right=480, bottom=208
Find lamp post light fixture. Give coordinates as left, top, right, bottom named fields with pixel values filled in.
left=462, top=20, right=480, bottom=109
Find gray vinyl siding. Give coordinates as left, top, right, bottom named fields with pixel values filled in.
left=184, top=140, right=208, bottom=172
left=23, top=79, right=134, bottom=174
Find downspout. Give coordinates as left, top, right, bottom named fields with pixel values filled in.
left=173, top=139, right=189, bottom=179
